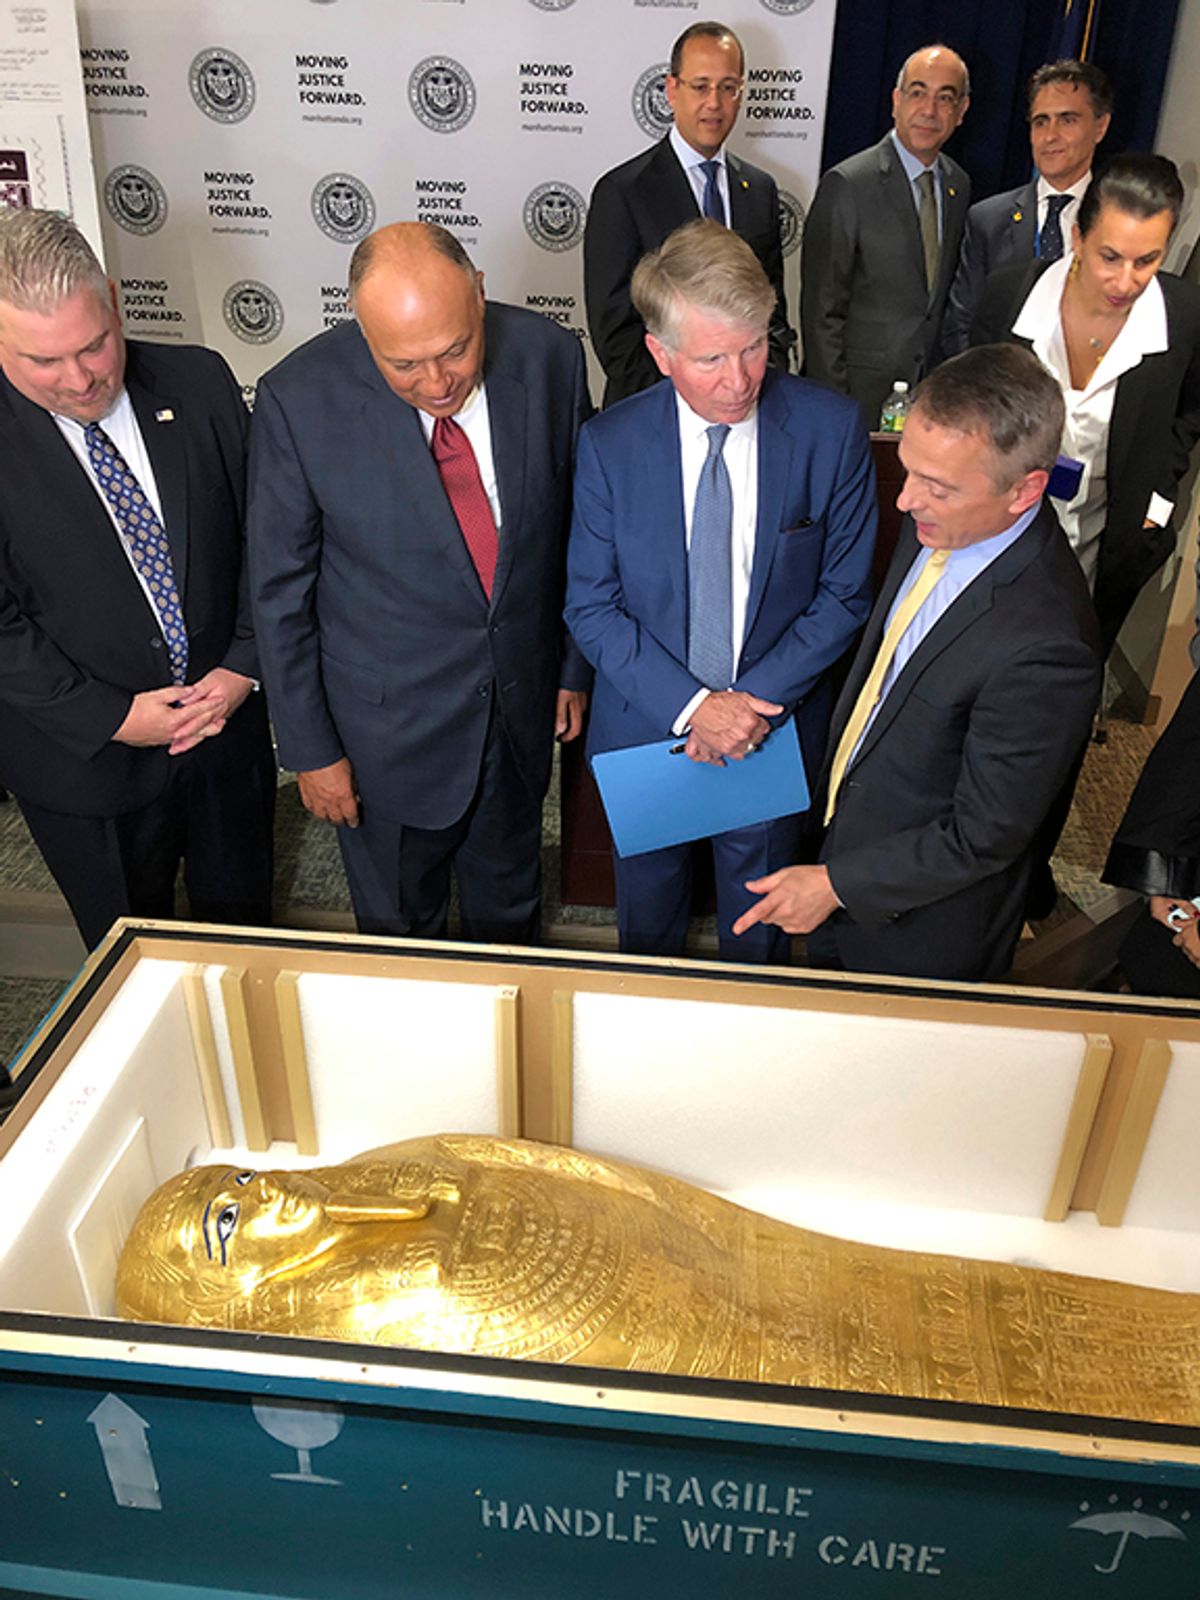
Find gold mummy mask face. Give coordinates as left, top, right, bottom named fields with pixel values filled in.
left=117, top=1135, right=1200, bottom=1431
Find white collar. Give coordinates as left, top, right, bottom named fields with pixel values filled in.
left=1014, top=259, right=1169, bottom=394
left=670, top=123, right=726, bottom=173
left=1035, top=170, right=1090, bottom=207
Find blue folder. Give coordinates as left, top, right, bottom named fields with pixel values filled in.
left=591, top=719, right=809, bottom=858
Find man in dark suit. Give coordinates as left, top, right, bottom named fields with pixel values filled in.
left=801, top=44, right=971, bottom=428
left=566, top=221, right=875, bottom=963
left=942, top=60, right=1112, bottom=355
left=249, top=222, right=590, bottom=943
left=734, top=346, right=1102, bottom=982
left=0, top=209, right=274, bottom=951
left=584, top=20, right=790, bottom=408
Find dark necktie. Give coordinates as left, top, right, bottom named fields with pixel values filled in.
left=916, top=169, right=939, bottom=289
left=84, top=421, right=188, bottom=684
left=687, top=424, right=734, bottom=690
left=1039, top=193, right=1071, bottom=263
left=700, top=159, right=726, bottom=225
left=430, top=415, right=499, bottom=600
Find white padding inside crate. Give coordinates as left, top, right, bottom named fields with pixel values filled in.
left=1122, top=1038, right=1200, bottom=1233
left=572, top=992, right=1085, bottom=1219
left=202, top=963, right=245, bottom=1148
left=294, top=974, right=502, bottom=1157
left=0, top=960, right=210, bottom=1314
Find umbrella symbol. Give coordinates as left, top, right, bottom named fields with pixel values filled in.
left=1070, top=1510, right=1187, bottom=1574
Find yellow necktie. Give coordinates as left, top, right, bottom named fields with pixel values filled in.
left=824, top=549, right=949, bottom=825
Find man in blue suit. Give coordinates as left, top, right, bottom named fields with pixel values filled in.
left=942, top=60, right=1111, bottom=354
left=565, top=220, right=876, bottom=962
left=249, top=223, right=590, bottom=943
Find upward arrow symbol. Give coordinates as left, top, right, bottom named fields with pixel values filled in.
left=87, top=1394, right=161, bottom=1510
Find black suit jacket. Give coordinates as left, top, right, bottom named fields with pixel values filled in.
left=248, top=302, right=591, bottom=831
left=817, top=506, right=1102, bottom=982
left=584, top=136, right=790, bottom=406
left=942, top=178, right=1038, bottom=356
left=0, top=341, right=267, bottom=817
left=972, top=263, right=1200, bottom=652
left=801, top=134, right=970, bottom=426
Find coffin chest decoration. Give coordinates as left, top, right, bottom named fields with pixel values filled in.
left=1, top=921, right=1199, bottom=1599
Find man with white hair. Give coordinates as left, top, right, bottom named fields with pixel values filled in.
left=566, top=219, right=875, bottom=962
left=0, top=208, right=274, bottom=949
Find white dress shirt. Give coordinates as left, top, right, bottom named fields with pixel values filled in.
left=1013, top=257, right=1171, bottom=588
left=419, top=381, right=503, bottom=531
left=670, top=123, right=730, bottom=226
left=672, top=389, right=759, bottom=732
left=54, top=388, right=171, bottom=630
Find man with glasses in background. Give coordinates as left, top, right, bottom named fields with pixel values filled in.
left=801, top=44, right=971, bottom=428
left=584, top=20, right=792, bottom=407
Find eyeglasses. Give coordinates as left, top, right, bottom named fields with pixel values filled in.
left=672, top=76, right=744, bottom=101
left=900, top=84, right=963, bottom=108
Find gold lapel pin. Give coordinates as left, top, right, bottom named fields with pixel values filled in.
left=1013, top=210, right=1023, bottom=223
left=947, top=186, right=957, bottom=198
left=741, top=178, right=749, bottom=189
left=155, top=408, right=175, bottom=422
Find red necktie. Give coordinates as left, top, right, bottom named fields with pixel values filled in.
left=430, top=415, right=498, bottom=600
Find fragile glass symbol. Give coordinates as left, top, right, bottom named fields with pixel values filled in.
left=252, top=1399, right=345, bottom=1485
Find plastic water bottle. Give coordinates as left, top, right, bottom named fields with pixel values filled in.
left=880, top=381, right=910, bottom=433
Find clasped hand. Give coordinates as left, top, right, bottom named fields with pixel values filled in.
left=113, top=668, right=254, bottom=756
left=686, top=690, right=783, bottom=764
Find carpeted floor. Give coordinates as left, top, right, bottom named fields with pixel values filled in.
left=0, top=715, right=1161, bottom=1071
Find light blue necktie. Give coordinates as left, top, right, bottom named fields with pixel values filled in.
left=85, top=421, right=188, bottom=684
left=700, top=159, right=726, bottom=224
left=687, top=423, right=733, bottom=690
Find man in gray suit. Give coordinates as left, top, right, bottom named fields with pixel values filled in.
left=801, top=44, right=971, bottom=427
left=943, top=60, right=1112, bottom=354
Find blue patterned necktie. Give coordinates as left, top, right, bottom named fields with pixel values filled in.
left=85, top=421, right=188, bottom=684
left=687, top=423, right=734, bottom=690
left=700, top=159, right=726, bottom=225
left=1039, top=192, right=1071, bottom=262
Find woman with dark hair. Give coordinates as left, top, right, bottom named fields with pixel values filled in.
left=972, top=153, right=1200, bottom=655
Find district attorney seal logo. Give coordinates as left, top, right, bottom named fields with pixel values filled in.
left=777, top=189, right=805, bottom=257
left=408, top=56, right=476, bottom=134
left=223, top=280, right=284, bottom=345
left=632, top=63, right=672, bottom=139
left=104, top=164, right=168, bottom=236
left=528, top=0, right=576, bottom=8
left=760, top=0, right=817, bottom=13
left=524, top=182, right=586, bottom=252
left=311, top=173, right=376, bottom=244
left=189, top=47, right=256, bottom=124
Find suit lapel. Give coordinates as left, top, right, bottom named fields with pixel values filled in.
left=744, top=383, right=793, bottom=642
left=726, top=152, right=759, bottom=233
left=850, top=511, right=1050, bottom=772
left=639, top=383, right=689, bottom=653
left=354, top=347, right=487, bottom=611
left=933, top=158, right=968, bottom=305
left=485, top=364, right=525, bottom=612
left=126, top=360, right=190, bottom=598
left=1106, top=357, right=1157, bottom=492
left=648, top=136, right=704, bottom=222
left=1009, top=180, right=1038, bottom=256
left=0, top=381, right=144, bottom=597
left=878, top=139, right=928, bottom=295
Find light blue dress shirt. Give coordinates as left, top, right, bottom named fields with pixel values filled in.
left=889, top=129, right=944, bottom=243
left=854, top=501, right=1041, bottom=755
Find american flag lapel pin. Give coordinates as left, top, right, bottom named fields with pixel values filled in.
left=155, top=408, right=175, bottom=422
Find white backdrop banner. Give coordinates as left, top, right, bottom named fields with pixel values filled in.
left=1, top=0, right=100, bottom=252
left=75, top=0, right=836, bottom=398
